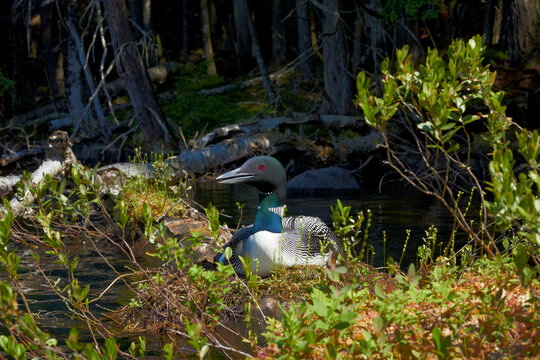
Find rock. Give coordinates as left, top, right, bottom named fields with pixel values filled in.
left=258, top=296, right=283, bottom=319
left=287, top=167, right=360, bottom=194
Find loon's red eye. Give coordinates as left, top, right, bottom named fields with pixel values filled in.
left=258, top=164, right=264, bottom=170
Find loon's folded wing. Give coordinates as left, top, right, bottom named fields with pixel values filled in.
left=282, top=216, right=343, bottom=259
left=215, top=226, right=252, bottom=271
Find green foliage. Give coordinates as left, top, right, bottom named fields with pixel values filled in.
left=204, top=203, right=221, bottom=240
left=432, top=327, right=451, bottom=360
left=162, top=62, right=263, bottom=139
left=0, top=68, right=15, bottom=97
left=355, top=35, right=540, bottom=264
left=184, top=318, right=210, bottom=359
left=356, top=35, right=507, bottom=152
left=0, top=208, right=153, bottom=359
left=487, top=129, right=540, bottom=251
left=381, top=0, right=451, bottom=23
left=330, top=199, right=370, bottom=263
left=119, top=149, right=193, bottom=223
left=264, top=282, right=366, bottom=359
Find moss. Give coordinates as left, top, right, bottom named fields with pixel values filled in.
left=161, top=63, right=268, bottom=139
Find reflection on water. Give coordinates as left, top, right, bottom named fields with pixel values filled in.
left=194, top=179, right=465, bottom=268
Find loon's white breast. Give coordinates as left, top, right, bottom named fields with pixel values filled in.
left=240, top=228, right=330, bottom=276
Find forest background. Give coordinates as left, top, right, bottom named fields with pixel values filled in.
left=0, top=0, right=538, bottom=159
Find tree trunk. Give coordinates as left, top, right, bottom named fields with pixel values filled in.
left=40, top=1, right=62, bottom=100
left=10, top=5, right=32, bottom=110
left=240, top=0, right=277, bottom=104
left=130, top=0, right=144, bottom=29
left=483, top=0, right=495, bottom=45
left=498, top=0, right=540, bottom=65
left=362, top=0, right=384, bottom=92
left=129, top=0, right=157, bottom=66
left=201, top=0, right=217, bottom=74
left=64, top=2, right=87, bottom=137
left=271, top=0, right=286, bottom=70
left=351, top=5, right=363, bottom=77
left=320, top=0, right=354, bottom=114
left=66, top=10, right=111, bottom=140
left=182, top=0, right=190, bottom=58
left=101, top=0, right=178, bottom=152
left=142, top=0, right=158, bottom=66
left=296, top=0, right=313, bottom=79
left=233, top=0, right=251, bottom=70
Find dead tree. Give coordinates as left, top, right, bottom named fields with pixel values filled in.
left=201, top=0, right=217, bottom=74
left=320, top=0, right=354, bottom=114
left=272, top=0, right=286, bottom=69
left=240, top=0, right=277, bottom=105
left=40, top=1, right=63, bottom=100
left=497, top=0, right=540, bottom=65
left=101, top=0, right=178, bottom=152
left=296, top=0, right=314, bottom=79
left=233, top=0, right=252, bottom=70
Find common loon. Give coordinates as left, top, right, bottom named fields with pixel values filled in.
left=215, top=156, right=343, bottom=276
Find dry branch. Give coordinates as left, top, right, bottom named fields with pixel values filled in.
left=0, top=147, right=45, bottom=167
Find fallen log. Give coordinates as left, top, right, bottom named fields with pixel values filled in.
left=0, top=147, right=45, bottom=167
left=199, top=66, right=292, bottom=96
left=193, top=111, right=361, bottom=148
left=170, top=133, right=276, bottom=175
left=9, top=102, right=68, bottom=129
left=94, top=112, right=368, bottom=180
left=1, top=130, right=77, bottom=218
left=0, top=175, right=21, bottom=198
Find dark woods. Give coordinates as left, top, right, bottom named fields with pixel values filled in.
left=0, top=0, right=538, bottom=150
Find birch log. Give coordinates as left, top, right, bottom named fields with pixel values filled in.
left=1, top=131, right=77, bottom=218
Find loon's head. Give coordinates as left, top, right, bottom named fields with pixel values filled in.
left=217, top=156, right=287, bottom=202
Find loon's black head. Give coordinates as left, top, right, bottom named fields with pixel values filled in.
left=217, top=156, right=287, bottom=202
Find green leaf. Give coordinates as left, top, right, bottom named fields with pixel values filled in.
left=432, top=326, right=451, bottom=360
left=373, top=316, right=384, bottom=333
left=418, top=122, right=435, bottom=132
left=335, top=311, right=357, bottom=329
left=440, top=122, right=456, bottom=131
left=311, top=288, right=329, bottom=318
left=441, top=127, right=459, bottom=144
left=224, top=246, right=232, bottom=260
left=407, top=263, right=416, bottom=280
left=373, top=283, right=385, bottom=299
left=69, top=256, right=79, bottom=273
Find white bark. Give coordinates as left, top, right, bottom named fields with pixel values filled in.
left=1, top=131, right=77, bottom=218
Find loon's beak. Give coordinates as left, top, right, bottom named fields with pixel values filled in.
left=217, top=166, right=256, bottom=184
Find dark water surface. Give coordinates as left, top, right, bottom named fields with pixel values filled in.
left=195, top=180, right=463, bottom=268
left=4, top=180, right=467, bottom=356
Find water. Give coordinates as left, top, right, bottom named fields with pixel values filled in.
left=3, top=179, right=466, bottom=356
left=194, top=179, right=462, bottom=268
